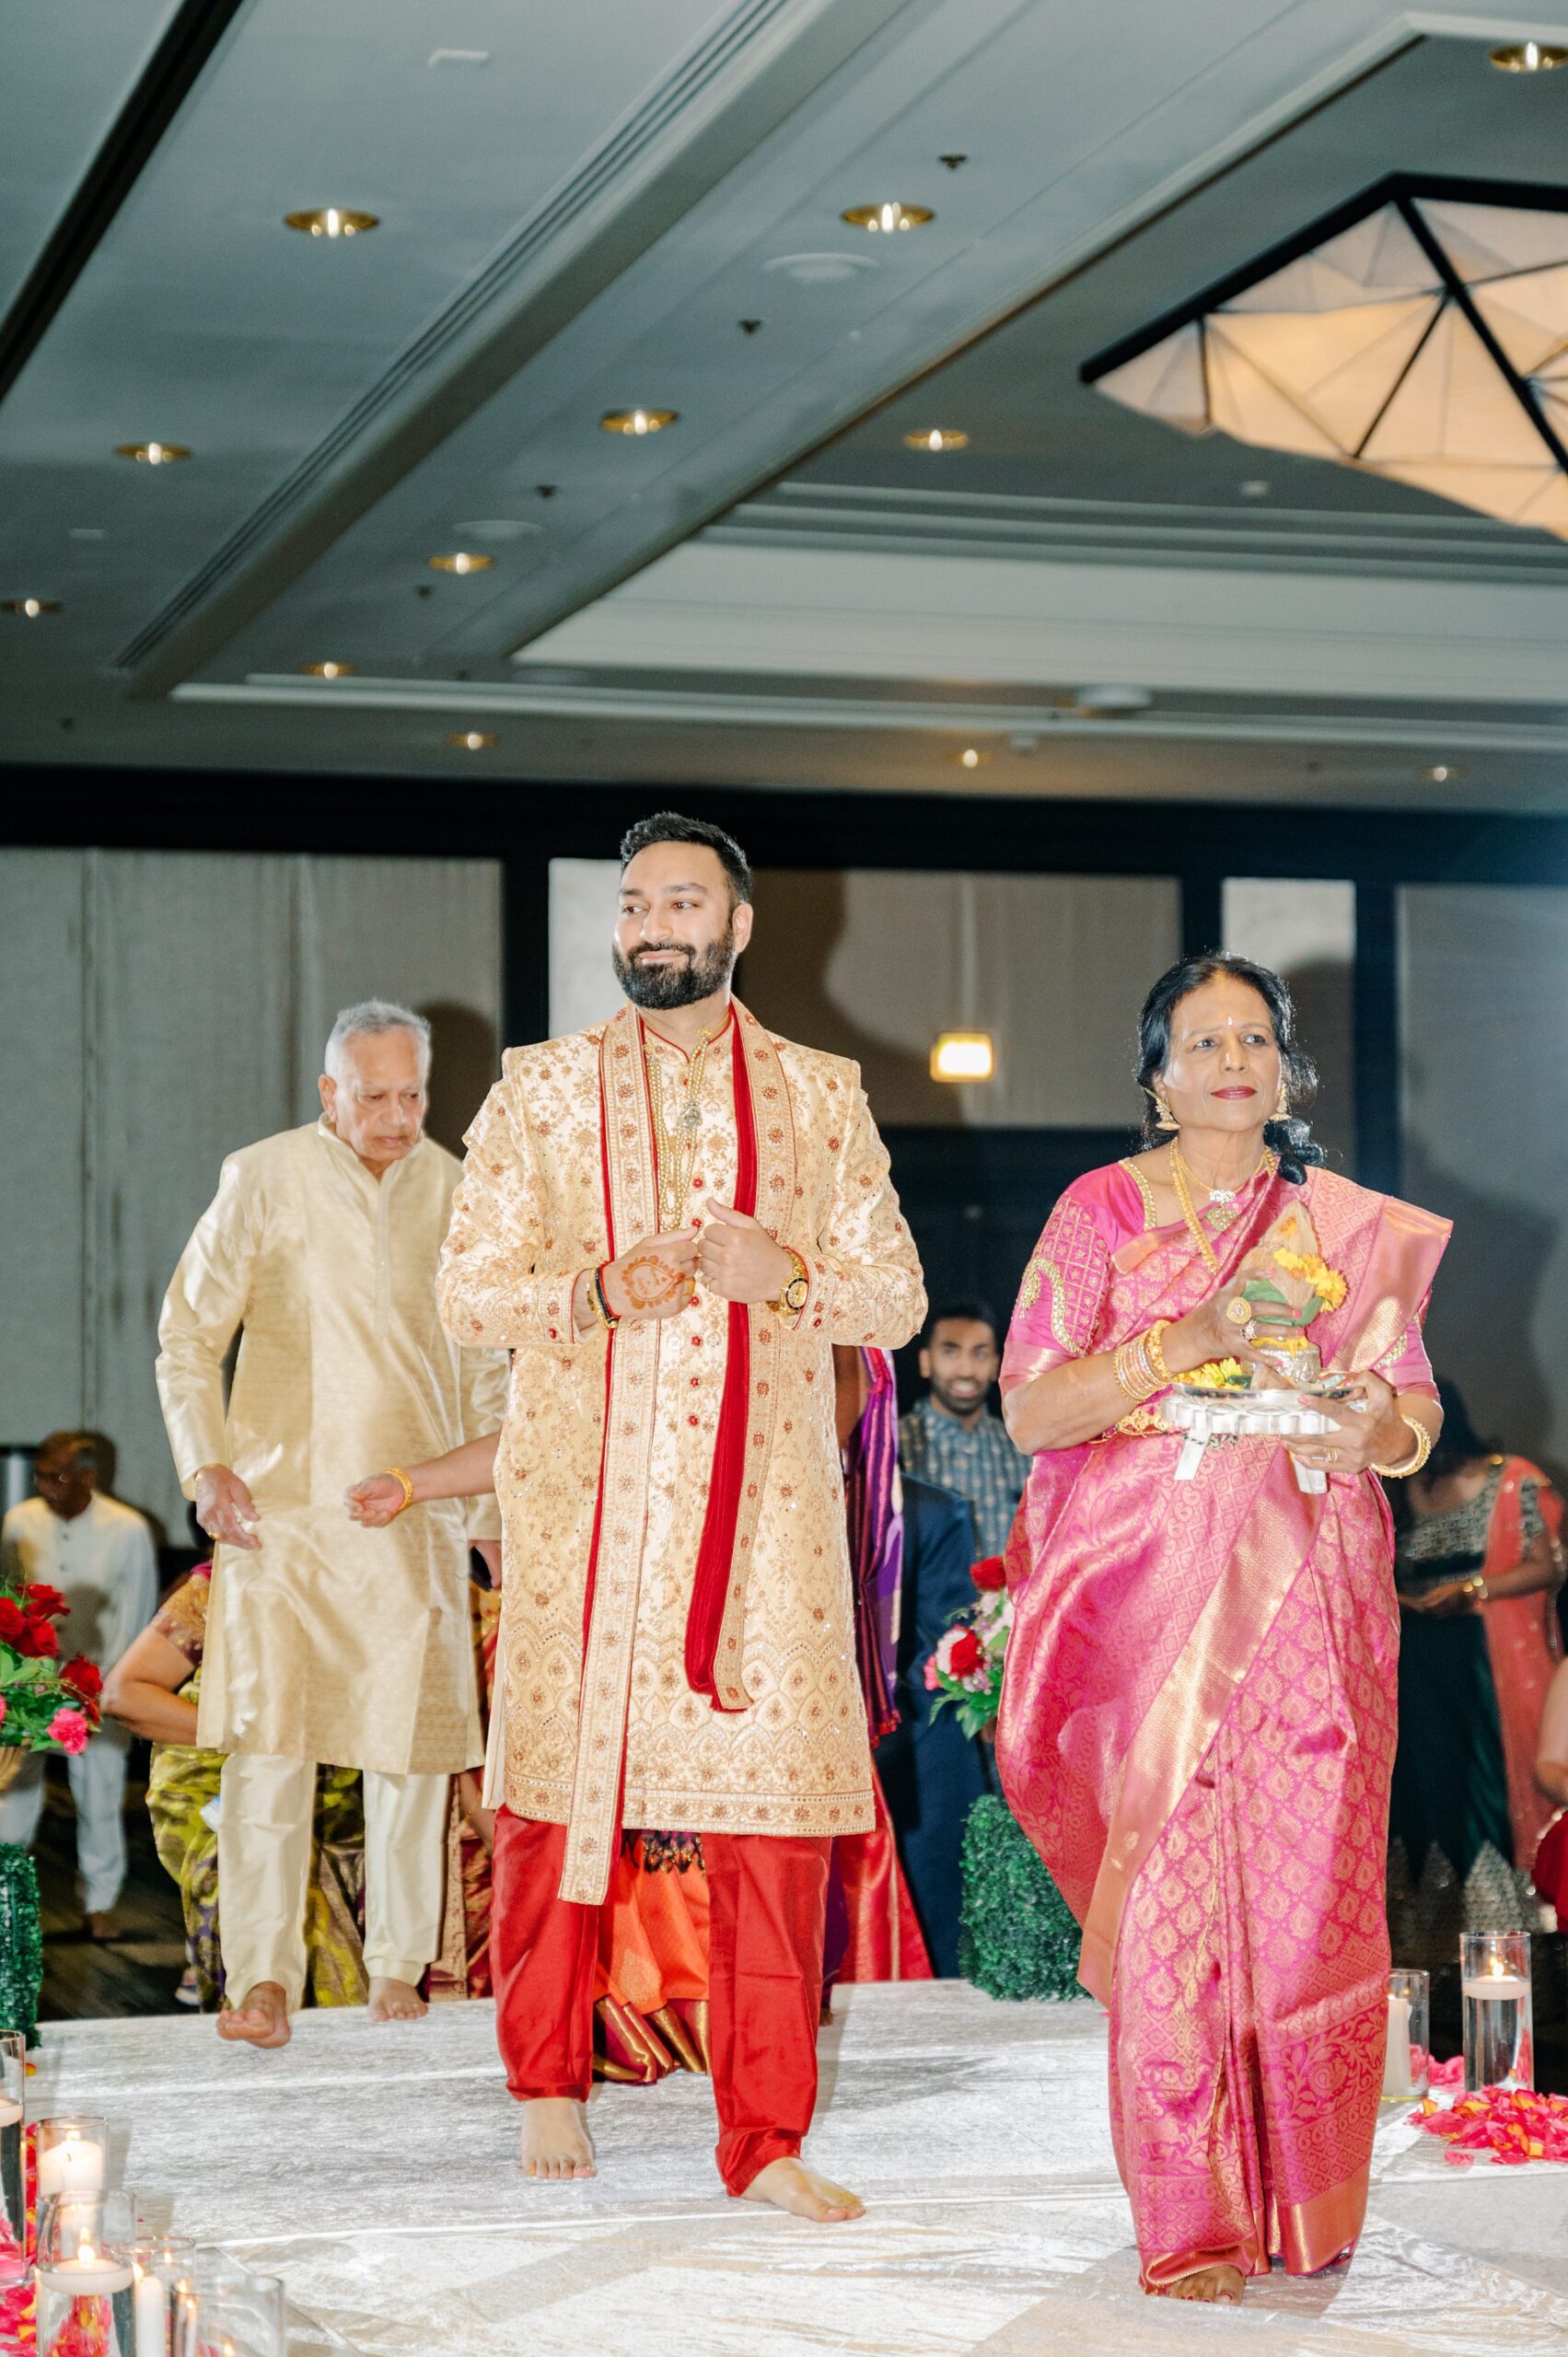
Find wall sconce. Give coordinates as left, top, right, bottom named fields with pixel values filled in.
left=930, top=1032, right=995, bottom=1082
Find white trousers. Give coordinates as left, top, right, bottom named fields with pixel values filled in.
left=0, top=1737, right=127, bottom=1914
left=216, top=1751, right=449, bottom=2010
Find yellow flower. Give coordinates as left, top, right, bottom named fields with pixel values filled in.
left=1272, top=1248, right=1348, bottom=1311
left=1177, top=1358, right=1249, bottom=1389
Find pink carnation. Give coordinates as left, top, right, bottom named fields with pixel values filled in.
left=47, top=1705, right=90, bottom=1757
left=923, top=1657, right=942, bottom=1691
left=0, top=1696, right=6, bottom=1731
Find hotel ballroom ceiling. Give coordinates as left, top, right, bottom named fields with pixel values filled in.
left=6, top=2, right=1568, bottom=808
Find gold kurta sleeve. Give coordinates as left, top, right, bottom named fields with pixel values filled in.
left=792, top=1062, right=926, bottom=1350
left=437, top=1052, right=606, bottom=1352
left=156, top=1154, right=262, bottom=1494
left=458, top=1342, right=507, bottom=1543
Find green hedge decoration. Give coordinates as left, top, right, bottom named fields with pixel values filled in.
left=0, top=1843, right=43, bottom=2043
left=959, top=1793, right=1086, bottom=2002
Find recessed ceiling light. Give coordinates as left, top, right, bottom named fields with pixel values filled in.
left=428, top=552, right=494, bottom=574
left=904, top=428, right=969, bottom=451
left=448, top=731, right=497, bottom=750
left=3, top=598, right=59, bottom=617
left=428, top=48, right=489, bottom=65
left=303, top=660, right=354, bottom=679
left=956, top=747, right=988, bottom=769
left=1423, top=763, right=1463, bottom=783
left=761, top=251, right=878, bottom=284
left=599, top=408, right=677, bottom=435
left=115, top=441, right=190, bottom=464
left=842, top=203, right=934, bottom=233
left=930, top=1032, right=994, bottom=1082
left=454, top=518, right=541, bottom=541
left=1074, top=683, right=1153, bottom=714
left=1490, top=40, right=1567, bottom=70
left=1239, top=479, right=1271, bottom=497
left=69, top=528, right=106, bottom=541
left=284, top=207, right=378, bottom=238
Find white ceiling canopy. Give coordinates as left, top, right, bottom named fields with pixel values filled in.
left=1087, top=177, right=1568, bottom=542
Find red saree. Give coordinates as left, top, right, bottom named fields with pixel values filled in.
left=997, top=1158, right=1448, bottom=2288
left=1478, top=1460, right=1564, bottom=1876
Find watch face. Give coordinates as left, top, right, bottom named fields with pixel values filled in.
left=783, top=1275, right=809, bottom=1313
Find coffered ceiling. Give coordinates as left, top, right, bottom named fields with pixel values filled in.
left=5, top=3, right=1568, bottom=809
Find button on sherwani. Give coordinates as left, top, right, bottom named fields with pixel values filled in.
left=436, top=1001, right=926, bottom=1902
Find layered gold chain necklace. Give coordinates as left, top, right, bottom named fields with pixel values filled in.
left=645, top=1022, right=716, bottom=1227
left=1169, top=1138, right=1276, bottom=1274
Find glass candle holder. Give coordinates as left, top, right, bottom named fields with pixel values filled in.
left=1460, top=1930, right=1533, bottom=2092
left=36, top=2189, right=137, bottom=2356
left=188, top=2249, right=286, bottom=2357
left=132, top=2233, right=196, bottom=2357
left=0, top=2030, right=24, bottom=2283
left=1381, top=1968, right=1430, bottom=2099
left=36, top=2113, right=109, bottom=2198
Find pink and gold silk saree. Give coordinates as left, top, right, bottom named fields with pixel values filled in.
left=996, top=1157, right=1449, bottom=2289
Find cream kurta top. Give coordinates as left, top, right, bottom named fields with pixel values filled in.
left=437, top=1012, right=926, bottom=1841
left=156, top=1120, right=507, bottom=1774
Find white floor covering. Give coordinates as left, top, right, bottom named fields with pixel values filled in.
left=22, top=1982, right=1568, bottom=2356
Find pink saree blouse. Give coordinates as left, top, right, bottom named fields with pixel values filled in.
left=997, top=1156, right=1448, bottom=2289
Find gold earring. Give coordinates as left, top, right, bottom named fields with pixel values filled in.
left=1153, top=1089, right=1178, bottom=1132
left=1274, top=1078, right=1289, bottom=1119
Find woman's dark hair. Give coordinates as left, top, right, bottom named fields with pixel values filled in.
left=1135, top=952, right=1326, bottom=1185
left=1425, top=1376, right=1494, bottom=1479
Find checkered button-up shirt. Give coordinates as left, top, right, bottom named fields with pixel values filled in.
left=898, top=1395, right=1028, bottom=1559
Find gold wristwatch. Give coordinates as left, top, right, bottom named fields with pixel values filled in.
left=773, top=1248, right=810, bottom=1318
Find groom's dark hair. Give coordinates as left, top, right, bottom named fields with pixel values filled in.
left=619, top=811, right=752, bottom=911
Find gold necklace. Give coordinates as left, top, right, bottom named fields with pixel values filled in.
left=1168, top=1139, right=1273, bottom=1274
left=645, top=1023, right=715, bottom=1227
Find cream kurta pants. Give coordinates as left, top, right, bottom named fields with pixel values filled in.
left=217, top=1752, right=448, bottom=2007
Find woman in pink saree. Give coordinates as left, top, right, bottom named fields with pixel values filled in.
left=997, top=955, right=1449, bottom=2305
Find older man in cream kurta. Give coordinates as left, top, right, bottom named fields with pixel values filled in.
left=438, top=814, right=925, bottom=2220
left=157, top=1003, right=507, bottom=2045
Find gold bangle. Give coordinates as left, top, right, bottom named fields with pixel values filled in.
left=1144, top=1319, right=1173, bottom=1387
left=386, top=1467, right=416, bottom=1517
left=1370, top=1414, right=1433, bottom=1480
left=1113, top=1331, right=1157, bottom=1404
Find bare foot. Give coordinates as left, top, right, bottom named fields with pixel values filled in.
left=742, top=2157, right=865, bottom=2223
left=367, top=1976, right=427, bottom=2023
left=520, top=2098, right=596, bottom=2181
left=1163, top=2266, right=1244, bottom=2304
left=85, top=1911, right=123, bottom=1942
left=216, top=1981, right=291, bottom=2048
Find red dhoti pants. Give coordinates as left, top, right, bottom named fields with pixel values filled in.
left=492, top=1810, right=830, bottom=2195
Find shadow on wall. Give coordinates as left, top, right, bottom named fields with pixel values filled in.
left=737, top=869, right=959, bottom=1126
left=1404, top=1108, right=1560, bottom=1489
left=422, top=999, right=499, bottom=1158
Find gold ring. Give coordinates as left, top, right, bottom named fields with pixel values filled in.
left=1225, top=1297, right=1251, bottom=1328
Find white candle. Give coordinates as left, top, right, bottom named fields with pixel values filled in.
left=38, top=2131, right=105, bottom=2195
left=38, top=2253, right=134, bottom=2295
left=1460, top=1973, right=1529, bottom=2000
left=134, top=2264, right=168, bottom=2354
left=1382, top=1991, right=1413, bottom=2096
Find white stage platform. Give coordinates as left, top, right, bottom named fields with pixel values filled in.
left=25, top=1983, right=1568, bottom=2356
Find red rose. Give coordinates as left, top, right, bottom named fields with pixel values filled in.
left=23, top=1582, right=68, bottom=1620
left=0, top=1599, right=25, bottom=1646
left=946, top=1628, right=984, bottom=1679
left=971, top=1556, right=1005, bottom=1592
left=61, top=1655, right=102, bottom=1701
left=16, top=1617, right=58, bottom=1660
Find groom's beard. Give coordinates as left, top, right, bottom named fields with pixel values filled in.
left=614, top=923, right=736, bottom=1010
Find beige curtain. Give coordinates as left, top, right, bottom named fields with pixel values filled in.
left=0, top=850, right=501, bottom=1537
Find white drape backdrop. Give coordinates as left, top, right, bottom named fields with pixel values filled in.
left=0, top=850, right=501, bottom=1538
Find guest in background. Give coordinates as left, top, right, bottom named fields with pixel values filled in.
left=1532, top=1656, right=1568, bottom=1920
left=1388, top=1376, right=1563, bottom=1964
left=873, top=1476, right=991, bottom=1976
left=0, top=1431, right=157, bottom=1935
left=156, top=999, right=507, bottom=2048
left=102, top=1564, right=366, bottom=2010
left=899, top=1302, right=1027, bottom=1557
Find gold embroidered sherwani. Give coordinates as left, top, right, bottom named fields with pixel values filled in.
left=156, top=1120, right=508, bottom=1775
left=436, top=1001, right=925, bottom=1902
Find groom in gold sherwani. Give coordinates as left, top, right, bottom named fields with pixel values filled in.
left=438, top=813, right=924, bottom=2221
